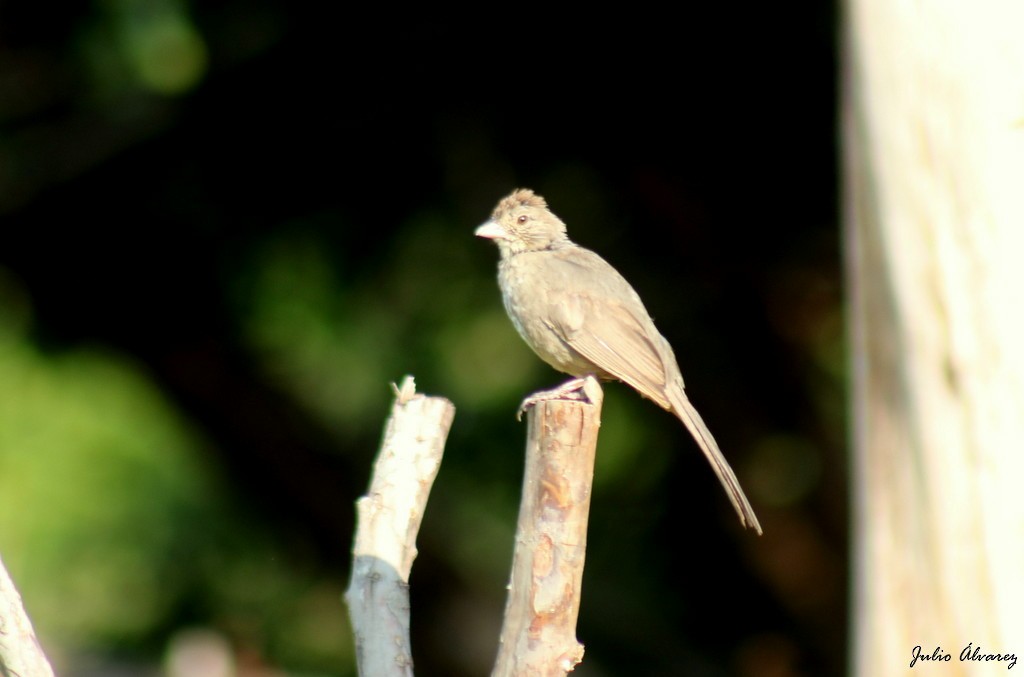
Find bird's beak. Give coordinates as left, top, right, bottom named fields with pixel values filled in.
left=474, top=220, right=508, bottom=240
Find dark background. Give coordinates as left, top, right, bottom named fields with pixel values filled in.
left=0, top=4, right=845, bottom=676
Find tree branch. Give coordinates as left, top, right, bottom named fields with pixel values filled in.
left=0, top=553, right=55, bottom=677
left=344, top=376, right=455, bottom=677
left=492, top=376, right=604, bottom=677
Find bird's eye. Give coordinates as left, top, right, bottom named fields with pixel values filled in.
left=517, top=215, right=528, bottom=224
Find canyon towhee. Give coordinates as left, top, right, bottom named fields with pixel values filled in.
left=476, top=188, right=762, bottom=534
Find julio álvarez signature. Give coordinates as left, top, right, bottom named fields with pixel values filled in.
left=911, top=643, right=1017, bottom=669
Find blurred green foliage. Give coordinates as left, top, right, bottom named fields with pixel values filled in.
left=233, top=214, right=546, bottom=441
left=0, top=1, right=843, bottom=675
left=0, top=276, right=351, bottom=673
left=83, top=0, right=208, bottom=97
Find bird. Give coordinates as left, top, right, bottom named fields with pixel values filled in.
left=475, top=188, right=762, bottom=534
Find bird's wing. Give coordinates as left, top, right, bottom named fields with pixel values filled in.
left=539, top=249, right=763, bottom=533
left=546, top=290, right=674, bottom=411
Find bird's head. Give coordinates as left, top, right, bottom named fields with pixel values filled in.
left=475, top=188, right=570, bottom=256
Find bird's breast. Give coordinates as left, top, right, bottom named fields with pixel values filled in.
left=497, top=253, right=604, bottom=377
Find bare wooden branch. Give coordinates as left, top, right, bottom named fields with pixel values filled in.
left=0, top=553, right=56, bottom=677
left=345, top=376, right=455, bottom=677
left=492, top=376, right=603, bottom=677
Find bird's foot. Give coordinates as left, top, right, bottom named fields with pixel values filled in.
left=516, top=376, right=600, bottom=421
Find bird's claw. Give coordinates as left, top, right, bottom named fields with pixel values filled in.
left=515, top=377, right=593, bottom=421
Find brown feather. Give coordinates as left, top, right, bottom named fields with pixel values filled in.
left=477, top=188, right=762, bottom=534
left=548, top=294, right=673, bottom=410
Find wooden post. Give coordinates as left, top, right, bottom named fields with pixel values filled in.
left=492, top=377, right=603, bottom=677
left=345, top=376, right=455, bottom=677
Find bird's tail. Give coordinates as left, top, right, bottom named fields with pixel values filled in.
left=668, top=388, right=763, bottom=535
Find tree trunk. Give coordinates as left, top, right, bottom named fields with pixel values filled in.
left=843, top=0, right=1024, bottom=673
